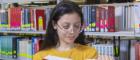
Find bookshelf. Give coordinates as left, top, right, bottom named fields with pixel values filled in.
left=81, top=1, right=140, bottom=60
left=1, top=0, right=49, bottom=4
left=85, top=31, right=140, bottom=37
left=1, top=0, right=140, bottom=60
left=0, top=58, right=17, bottom=60
left=0, top=31, right=46, bottom=34
left=85, top=31, right=135, bottom=37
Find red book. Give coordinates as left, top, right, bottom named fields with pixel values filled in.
left=100, top=7, right=106, bottom=32
left=96, top=7, right=101, bottom=32
left=104, top=7, right=109, bottom=32
left=139, top=44, right=140, bottom=60
left=108, top=6, right=115, bottom=32
left=36, top=9, right=46, bottom=31
left=135, top=43, right=140, bottom=60
left=9, top=7, right=22, bottom=30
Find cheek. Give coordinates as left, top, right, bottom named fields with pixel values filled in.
left=57, top=29, right=66, bottom=37
left=57, top=28, right=80, bottom=39
left=74, top=33, right=80, bottom=38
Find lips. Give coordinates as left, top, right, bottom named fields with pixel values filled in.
left=67, top=36, right=75, bottom=40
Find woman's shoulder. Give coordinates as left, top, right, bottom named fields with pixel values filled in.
left=75, top=44, right=98, bottom=59
left=34, top=49, right=53, bottom=55
left=34, top=49, right=54, bottom=57
left=33, top=49, right=54, bottom=60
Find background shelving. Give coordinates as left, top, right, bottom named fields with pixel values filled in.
left=1, top=0, right=140, bottom=60
left=0, top=31, right=46, bottom=34
left=85, top=31, right=135, bottom=37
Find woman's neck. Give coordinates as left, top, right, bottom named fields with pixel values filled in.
left=56, top=43, right=75, bottom=51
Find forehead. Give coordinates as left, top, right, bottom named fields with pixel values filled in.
left=57, top=12, right=81, bottom=24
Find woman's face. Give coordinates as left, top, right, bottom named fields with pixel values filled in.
left=54, top=12, right=82, bottom=44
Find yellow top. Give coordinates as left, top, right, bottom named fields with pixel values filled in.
left=33, top=44, right=98, bottom=60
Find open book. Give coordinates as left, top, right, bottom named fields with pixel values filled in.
left=43, top=55, right=71, bottom=60
left=43, top=55, right=113, bottom=60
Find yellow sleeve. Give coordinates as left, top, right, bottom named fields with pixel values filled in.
left=86, top=47, right=98, bottom=59
left=33, top=53, right=42, bottom=60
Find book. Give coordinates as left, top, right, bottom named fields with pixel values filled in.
left=21, top=8, right=31, bottom=31
left=100, top=7, right=105, bottom=32
left=134, top=5, right=140, bottom=33
left=0, top=9, right=9, bottom=30
left=9, top=7, right=22, bottom=30
left=108, top=6, right=115, bottom=32
left=43, top=55, right=71, bottom=60
left=35, top=9, right=46, bottom=31
left=96, top=7, right=101, bottom=32
left=91, top=6, right=96, bottom=32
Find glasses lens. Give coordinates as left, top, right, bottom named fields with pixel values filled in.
left=57, top=24, right=82, bottom=33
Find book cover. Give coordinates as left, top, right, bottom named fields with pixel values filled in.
left=115, top=6, right=123, bottom=31
left=21, top=8, right=31, bottom=31
left=18, top=38, right=32, bottom=59
left=9, top=7, right=22, bottom=30
left=0, top=9, right=9, bottom=30
left=96, top=7, right=101, bottom=32
left=134, top=5, right=140, bottom=33
left=30, top=8, right=36, bottom=31
left=135, top=42, right=140, bottom=60
left=35, top=9, right=46, bottom=31
left=108, top=6, right=115, bottom=32
left=104, top=7, right=108, bottom=32
left=91, top=6, right=96, bottom=32
left=100, top=7, right=105, bottom=32
left=82, top=6, right=88, bottom=32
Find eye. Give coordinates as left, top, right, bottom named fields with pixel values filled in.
left=74, top=24, right=81, bottom=28
left=62, top=25, right=70, bottom=29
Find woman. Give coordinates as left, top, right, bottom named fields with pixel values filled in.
left=33, top=1, right=97, bottom=60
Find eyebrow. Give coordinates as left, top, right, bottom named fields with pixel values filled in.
left=62, top=22, right=81, bottom=24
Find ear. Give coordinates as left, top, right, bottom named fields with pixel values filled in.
left=52, top=21, right=57, bottom=29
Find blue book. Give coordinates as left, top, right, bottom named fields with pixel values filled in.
left=91, top=6, right=96, bottom=32
left=0, top=10, right=8, bottom=30
left=22, top=8, right=31, bottom=31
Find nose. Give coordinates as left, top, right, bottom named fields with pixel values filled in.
left=69, top=26, right=74, bottom=34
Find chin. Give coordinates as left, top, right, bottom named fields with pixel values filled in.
left=66, top=39, right=75, bottom=44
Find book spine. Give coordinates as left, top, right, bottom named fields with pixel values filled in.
left=96, top=7, right=100, bottom=32
left=108, top=6, right=115, bottom=32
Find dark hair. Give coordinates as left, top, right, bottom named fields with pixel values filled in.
left=40, top=1, right=86, bottom=50
left=12, top=3, right=19, bottom=7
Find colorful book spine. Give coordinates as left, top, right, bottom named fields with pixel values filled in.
left=134, top=5, right=140, bottom=33
left=91, top=6, right=96, bottom=32
left=88, top=6, right=92, bottom=32
left=9, top=7, right=22, bottom=30
left=104, top=7, right=108, bottom=32
left=96, top=7, right=101, bottom=32
left=35, top=9, right=46, bottom=31
left=135, top=42, right=140, bottom=60
left=108, top=6, right=115, bottom=32
left=21, top=8, right=31, bottom=31
left=100, top=7, right=105, bottom=32
left=30, top=8, right=36, bottom=31
left=83, top=6, right=88, bottom=32
left=0, top=9, right=9, bottom=30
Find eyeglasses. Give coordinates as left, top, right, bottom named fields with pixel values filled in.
left=56, top=23, right=83, bottom=33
